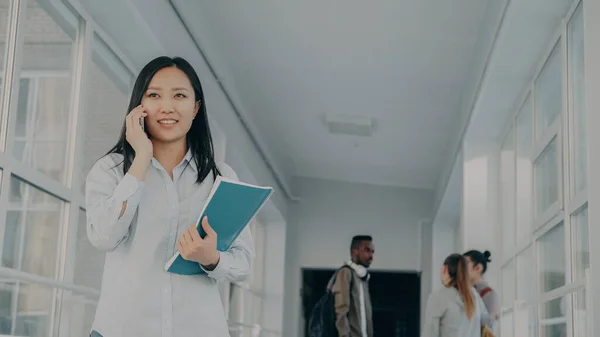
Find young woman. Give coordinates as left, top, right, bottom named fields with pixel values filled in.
left=422, top=254, right=496, bottom=337
left=85, top=56, right=254, bottom=337
left=464, top=250, right=500, bottom=319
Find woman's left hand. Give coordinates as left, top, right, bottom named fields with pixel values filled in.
left=177, top=216, right=220, bottom=267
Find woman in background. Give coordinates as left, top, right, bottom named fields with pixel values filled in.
left=464, top=250, right=500, bottom=319
left=422, top=253, right=496, bottom=337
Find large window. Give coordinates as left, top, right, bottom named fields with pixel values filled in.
left=0, top=1, right=134, bottom=336
left=11, top=0, right=77, bottom=185
left=498, top=2, right=589, bottom=337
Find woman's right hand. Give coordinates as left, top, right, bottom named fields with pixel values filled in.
left=125, top=105, right=152, bottom=158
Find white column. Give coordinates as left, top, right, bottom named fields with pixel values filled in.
left=419, top=220, right=433, bottom=329
left=261, top=221, right=286, bottom=334
left=582, top=0, right=600, bottom=329
left=229, top=284, right=245, bottom=325
left=460, top=141, right=501, bottom=288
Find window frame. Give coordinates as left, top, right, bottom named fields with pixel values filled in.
left=0, top=0, right=137, bottom=335
left=497, top=2, right=591, bottom=336
left=515, top=93, right=534, bottom=251
left=500, top=125, right=516, bottom=264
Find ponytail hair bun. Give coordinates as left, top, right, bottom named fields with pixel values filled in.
left=483, top=250, right=492, bottom=262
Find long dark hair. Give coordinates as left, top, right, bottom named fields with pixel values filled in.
left=444, top=253, right=475, bottom=319
left=463, top=250, right=492, bottom=274
left=106, top=56, right=220, bottom=183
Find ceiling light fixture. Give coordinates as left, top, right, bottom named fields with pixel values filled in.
left=324, top=114, right=374, bottom=137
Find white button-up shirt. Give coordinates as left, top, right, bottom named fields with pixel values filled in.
left=85, top=151, right=254, bottom=337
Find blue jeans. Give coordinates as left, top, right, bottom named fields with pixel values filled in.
left=90, top=331, right=103, bottom=337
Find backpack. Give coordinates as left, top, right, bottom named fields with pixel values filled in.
left=307, top=265, right=354, bottom=337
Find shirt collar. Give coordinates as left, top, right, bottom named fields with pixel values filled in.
left=149, top=149, right=197, bottom=173
left=182, top=149, right=197, bottom=172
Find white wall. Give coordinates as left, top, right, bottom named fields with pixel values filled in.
left=431, top=221, right=459, bottom=292
left=254, top=219, right=287, bottom=334
left=419, top=219, right=459, bottom=330
left=459, top=141, right=501, bottom=290
left=419, top=220, right=433, bottom=331
left=283, top=177, right=433, bottom=337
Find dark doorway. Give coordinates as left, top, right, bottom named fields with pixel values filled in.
left=301, top=268, right=420, bottom=337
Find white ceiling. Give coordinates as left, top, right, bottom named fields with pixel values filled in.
left=173, top=0, right=491, bottom=189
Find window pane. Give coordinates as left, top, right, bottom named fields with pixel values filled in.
left=79, top=60, right=129, bottom=192
left=573, top=288, right=588, bottom=337
left=535, top=41, right=562, bottom=140
left=2, top=175, right=66, bottom=278
left=73, top=209, right=105, bottom=290
left=534, top=138, right=559, bottom=216
left=501, top=311, right=514, bottom=337
left=12, top=0, right=78, bottom=183
left=0, top=1, right=11, bottom=139
left=57, top=291, right=98, bottom=337
left=501, top=128, right=515, bottom=258
left=540, top=296, right=567, bottom=337
left=572, top=206, right=589, bottom=281
left=515, top=305, right=537, bottom=337
left=229, top=284, right=244, bottom=325
left=568, top=6, right=587, bottom=194
left=516, top=246, right=536, bottom=303
left=502, top=260, right=515, bottom=308
left=0, top=281, right=53, bottom=337
left=538, top=224, right=566, bottom=293
left=516, top=95, right=534, bottom=246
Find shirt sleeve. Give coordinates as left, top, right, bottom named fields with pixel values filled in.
left=201, top=163, right=255, bottom=282
left=421, top=292, right=444, bottom=337
left=481, top=289, right=501, bottom=317
left=85, top=155, right=145, bottom=251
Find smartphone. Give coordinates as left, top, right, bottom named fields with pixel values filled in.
left=140, top=116, right=145, bottom=131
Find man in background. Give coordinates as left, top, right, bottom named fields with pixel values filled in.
left=328, top=235, right=374, bottom=337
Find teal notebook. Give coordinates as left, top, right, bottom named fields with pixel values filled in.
left=164, top=176, right=273, bottom=275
